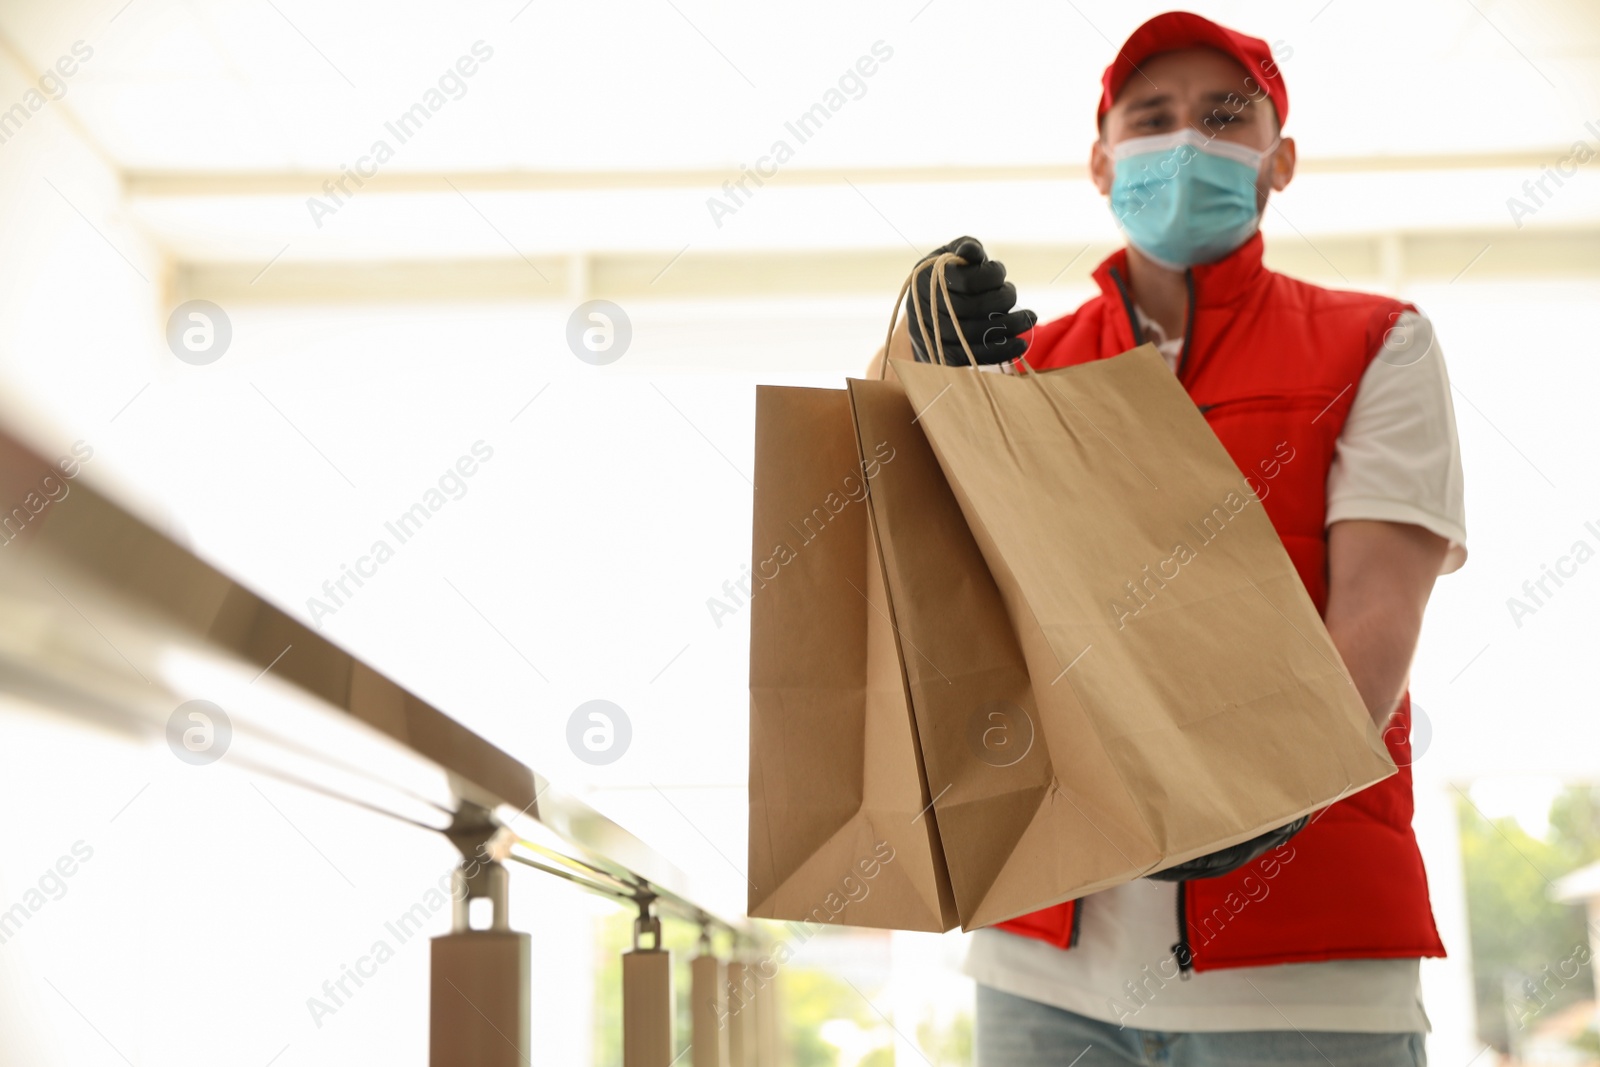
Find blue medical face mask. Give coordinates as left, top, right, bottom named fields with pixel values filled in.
left=1107, top=128, right=1278, bottom=270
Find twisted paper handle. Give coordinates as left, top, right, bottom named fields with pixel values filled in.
left=879, top=252, right=1038, bottom=381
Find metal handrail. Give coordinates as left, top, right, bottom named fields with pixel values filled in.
left=0, top=424, right=759, bottom=946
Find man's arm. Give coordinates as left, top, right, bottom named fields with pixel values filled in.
left=1323, top=518, right=1449, bottom=727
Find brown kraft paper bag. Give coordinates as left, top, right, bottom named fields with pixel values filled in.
left=747, top=384, right=958, bottom=932
left=850, top=252, right=1394, bottom=929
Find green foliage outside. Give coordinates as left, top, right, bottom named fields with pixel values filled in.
left=918, top=1012, right=973, bottom=1065
left=783, top=966, right=887, bottom=1067
left=1458, top=784, right=1600, bottom=1054
left=781, top=958, right=971, bottom=1066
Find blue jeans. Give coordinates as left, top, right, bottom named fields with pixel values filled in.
left=976, top=985, right=1426, bottom=1067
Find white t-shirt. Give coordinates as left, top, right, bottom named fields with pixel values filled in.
left=964, top=309, right=1467, bottom=1034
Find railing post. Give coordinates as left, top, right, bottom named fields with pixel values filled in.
left=691, top=923, right=729, bottom=1067
left=754, top=962, right=781, bottom=1067
left=430, top=857, right=532, bottom=1066
left=725, top=959, right=756, bottom=1067
left=623, top=894, right=673, bottom=1067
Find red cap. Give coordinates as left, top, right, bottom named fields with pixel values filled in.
left=1098, top=11, right=1288, bottom=129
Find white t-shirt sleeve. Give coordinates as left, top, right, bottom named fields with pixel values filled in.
left=1325, top=311, right=1468, bottom=574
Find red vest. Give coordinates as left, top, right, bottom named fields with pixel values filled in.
left=994, top=232, right=1447, bottom=972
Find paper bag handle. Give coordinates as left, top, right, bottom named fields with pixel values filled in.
left=880, top=252, right=1040, bottom=381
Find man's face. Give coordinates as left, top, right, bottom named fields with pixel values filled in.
left=1090, top=47, right=1295, bottom=204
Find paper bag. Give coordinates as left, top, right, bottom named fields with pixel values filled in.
left=870, top=344, right=1394, bottom=928
left=746, top=384, right=958, bottom=932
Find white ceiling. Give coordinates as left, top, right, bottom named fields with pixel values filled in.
left=4, top=0, right=1599, bottom=285
left=4, top=0, right=1599, bottom=173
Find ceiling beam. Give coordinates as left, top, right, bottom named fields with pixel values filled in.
left=172, top=227, right=1600, bottom=305
left=126, top=149, right=1576, bottom=199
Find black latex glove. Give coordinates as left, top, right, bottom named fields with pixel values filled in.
left=1146, top=815, right=1309, bottom=882
left=906, top=236, right=1035, bottom=366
